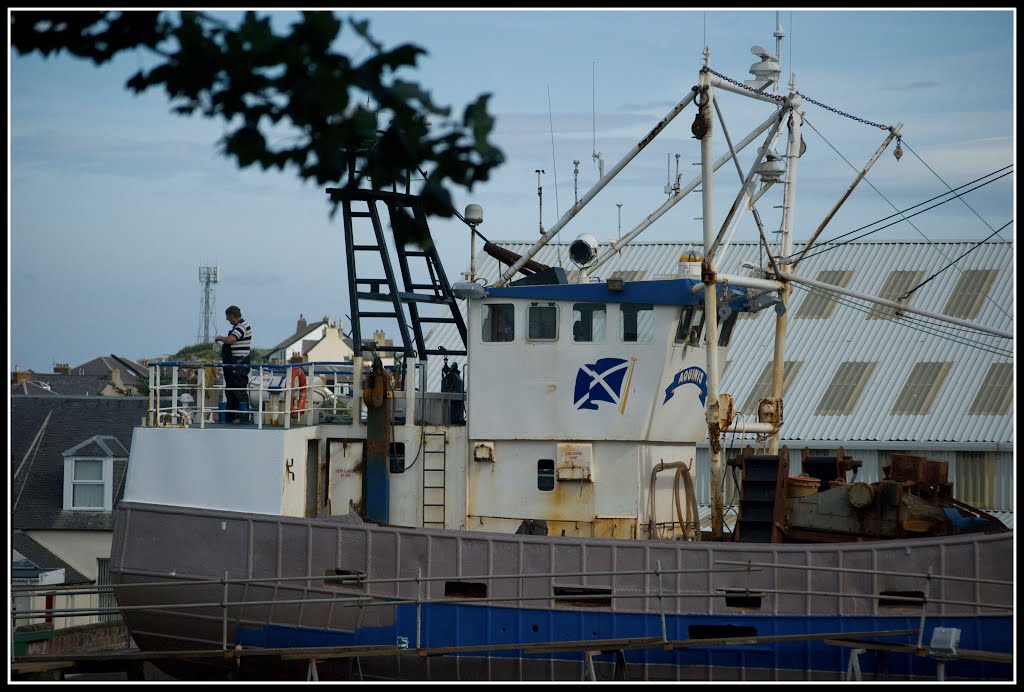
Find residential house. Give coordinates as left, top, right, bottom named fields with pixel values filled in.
left=68, top=355, right=149, bottom=395
left=12, top=530, right=92, bottom=627
left=268, top=314, right=354, bottom=364
left=11, top=395, right=150, bottom=629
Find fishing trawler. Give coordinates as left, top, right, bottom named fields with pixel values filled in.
left=108, top=21, right=1013, bottom=682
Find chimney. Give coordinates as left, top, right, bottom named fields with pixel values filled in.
left=54, top=363, right=71, bottom=375
left=373, top=329, right=386, bottom=345
left=296, top=313, right=307, bottom=332
left=110, top=369, right=123, bottom=388
left=12, top=366, right=32, bottom=385
left=289, top=352, right=305, bottom=364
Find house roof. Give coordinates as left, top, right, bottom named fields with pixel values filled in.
left=425, top=240, right=1013, bottom=446
left=11, top=373, right=110, bottom=397
left=11, top=396, right=148, bottom=531
left=269, top=318, right=355, bottom=356
left=10, top=354, right=147, bottom=397
left=71, top=354, right=148, bottom=379
left=63, top=435, right=130, bottom=459
left=11, top=530, right=91, bottom=584
left=269, top=319, right=331, bottom=354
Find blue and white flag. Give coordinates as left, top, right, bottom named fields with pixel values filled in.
left=663, top=366, right=708, bottom=406
left=574, top=358, right=632, bottom=411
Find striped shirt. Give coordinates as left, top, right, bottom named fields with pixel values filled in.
left=228, top=319, right=252, bottom=360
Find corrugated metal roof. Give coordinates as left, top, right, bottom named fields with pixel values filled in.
left=424, top=240, right=1013, bottom=445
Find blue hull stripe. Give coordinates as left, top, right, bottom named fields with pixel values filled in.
left=235, top=603, right=1012, bottom=679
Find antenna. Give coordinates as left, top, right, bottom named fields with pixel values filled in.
left=197, top=265, right=220, bottom=343
left=547, top=84, right=562, bottom=266
left=591, top=61, right=604, bottom=178
left=463, top=204, right=483, bottom=283
left=774, top=11, right=787, bottom=95
left=535, top=169, right=545, bottom=235
left=616, top=203, right=623, bottom=240
left=573, top=160, right=581, bottom=205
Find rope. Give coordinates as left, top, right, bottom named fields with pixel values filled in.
left=671, top=462, right=701, bottom=541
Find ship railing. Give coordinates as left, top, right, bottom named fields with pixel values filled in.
left=146, top=360, right=337, bottom=429
left=16, top=561, right=1009, bottom=654
left=144, top=360, right=460, bottom=429
left=145, top=360, right=360, bottom=429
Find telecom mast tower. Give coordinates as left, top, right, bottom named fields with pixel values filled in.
left=197, top=265, right=220, bottom=343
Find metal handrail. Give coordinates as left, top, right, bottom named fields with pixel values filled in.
left=713, top=559, right=1013, bottom=587
left=12, top=555, right=1009, bottom=596
left=144, top=360, right=442, bottom=429
left=13, top=564, right=758, bottom=597
left=147, top=361, right=359, bottom=429
left=13, top=584, right=1012, bottom=622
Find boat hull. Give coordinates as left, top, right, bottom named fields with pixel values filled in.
left=110, top=501, right=1012, bottom=681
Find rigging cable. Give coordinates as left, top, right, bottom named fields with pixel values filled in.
left=792, top=175, right=1014, bottom=321
left=901, top=139, right=1012, bottom=242
left=789, top=283, right=1013, bottom=358
left=547, top=84, right=563, bottom=270
left=791, top=172, right=1014, bottom=320
left=800, top=116, right=1008, bottom=270
left=794, top=166, right=1011, bottom=263
left=901, top=222, right=1013, bottom=301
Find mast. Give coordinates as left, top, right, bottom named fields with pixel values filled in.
left=767, top=75, right=801, bottom=455
left=696, top=54, right=726, bottom=540
left=491, top=89, right=698, bottom=287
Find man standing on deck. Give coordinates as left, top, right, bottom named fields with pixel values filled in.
left=215, top=305, right=252, bottom=423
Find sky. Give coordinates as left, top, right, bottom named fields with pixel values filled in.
left=8, top=9, right=1016, bottom=374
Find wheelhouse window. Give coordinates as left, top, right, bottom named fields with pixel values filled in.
left=572, top=303, right=607, bottom=342
left=620, top=303, right=654, bottom=342
left=718, top=309, right=739, bottom=347
left=528, top=303, right=558, bottom=341
left=674, top=305, right=705, bottom=345
left=482, top=303, right=515, bottom=342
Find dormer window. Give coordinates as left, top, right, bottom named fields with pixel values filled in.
left=69, top=459, right=107, bottom=509
left=62, top=435, right=126, bottom=511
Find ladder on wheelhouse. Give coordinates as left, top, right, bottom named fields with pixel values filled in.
left=326, top=184, right=468, bottom=362
left=421, top=430, right=448, bottom=528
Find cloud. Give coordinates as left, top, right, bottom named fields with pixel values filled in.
left=11, top=129, right=213, bottom=181
left=880, top=80, right=940, bottom=92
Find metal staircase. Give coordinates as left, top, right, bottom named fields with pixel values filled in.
left=326, top=184, right=467, bottom=362
left=733, top=447, right=790, bottom=543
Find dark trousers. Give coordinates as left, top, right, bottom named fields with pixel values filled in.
left=222, top=346, right=251, bottom=422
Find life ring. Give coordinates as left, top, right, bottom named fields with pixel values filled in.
left=290, top=367, right=308, bottom=420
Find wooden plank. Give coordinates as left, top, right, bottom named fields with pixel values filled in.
left=666, top=628, right=916, bottom=649
left=10, top=661, right=75, bottom=674
left=25, top=627, right=990, bottom=672
left=823, top=638, right=1012, bottom=664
